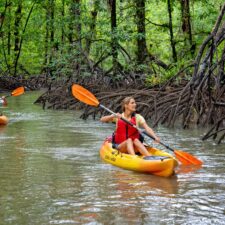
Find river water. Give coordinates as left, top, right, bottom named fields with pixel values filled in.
left=0, top=91, right=224, bottom=225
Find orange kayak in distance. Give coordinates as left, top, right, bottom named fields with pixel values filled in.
left=0, top=115, right=9, bottom=125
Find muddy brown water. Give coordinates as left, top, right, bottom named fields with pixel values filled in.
left=0, top=91, right=224, bottom=224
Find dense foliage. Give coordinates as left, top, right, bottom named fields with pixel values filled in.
left=0, top=0, right=224, bottom=84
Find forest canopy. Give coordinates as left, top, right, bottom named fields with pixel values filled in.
left=0, top=0, right=224, bottom=82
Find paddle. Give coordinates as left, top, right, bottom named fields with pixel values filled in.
left=71, top=84, right=203, bottom=166
left=5, top=87, right=25, bottom=98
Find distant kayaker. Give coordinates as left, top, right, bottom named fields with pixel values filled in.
left=100, top=96, right=160, bottom=156
left=0, top=96, right=7, bottom=106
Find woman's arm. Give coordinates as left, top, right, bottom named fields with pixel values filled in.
left=100, top=114, right=116, bottom=123
left=100, top=113, right=122, bottom=123
left=141, top=122, right=160, bottom=143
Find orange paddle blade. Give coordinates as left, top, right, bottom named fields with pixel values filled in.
left=71, top=84, right=99, bottom=107
left=11, top=87, right=25, bottom=96
left=174, top=150, right=203, bottom=166
left=143, top=131, right=203, bottom=166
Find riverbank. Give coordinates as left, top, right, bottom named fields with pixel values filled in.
left=1, top=73, right=225, bottom=144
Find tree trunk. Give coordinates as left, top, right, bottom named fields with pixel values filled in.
left=180, top=0, right=195, bottom=55
left=14, top=1, right=36, bottom=76
left=50, top=0, right=54, bottom=43
left=14, top=0, right=22, bottom=58
left=7, top=4, right=11, bottom=56
left=135, top=0, right=168, bottom=69
left=75, top=0, right=81, bottom=48
left=0, top=1, right=12, bottom=56
left=167, top=0, right=177, bottom=62
left=0, top=0, right=10, bottom=32
left=85, top=0, right=99, bottom=54
left=44, top=1, right=50, bottom=66
left=110, top=0, right=118, bottom=76
left=0, top=1, right=11, bottom=73
left=49, top=0, right=55, bottom=63
left=61, top=0, right=65, bottom=47
left=68, top=0, right=82, bottom=48
left=135, top=0, right=148, bottom=64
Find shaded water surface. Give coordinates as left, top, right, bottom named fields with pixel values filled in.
left=0, top=92, right=224, bottom=224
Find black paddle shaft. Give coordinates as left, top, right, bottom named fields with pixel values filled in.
left=142, top=131, right=175, bottom=152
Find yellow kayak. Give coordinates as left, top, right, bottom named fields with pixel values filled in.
left=0, top=115, right=8, bottom=125
left=100, top=139, right=178, bottom=177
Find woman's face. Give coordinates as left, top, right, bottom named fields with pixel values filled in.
left=125, top=98, right=136, bottom=112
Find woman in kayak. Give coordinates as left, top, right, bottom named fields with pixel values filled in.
left=0, top=96, right=7, bottom=106
left=100, top=96, right=160, bottom=156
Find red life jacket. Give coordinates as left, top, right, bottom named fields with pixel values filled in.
left=113, top=115, right=140, bottom=144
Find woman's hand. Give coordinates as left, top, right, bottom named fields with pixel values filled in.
left=154, top=136, right=160, bottom=144
left=115, top=113, right=122, bottom=119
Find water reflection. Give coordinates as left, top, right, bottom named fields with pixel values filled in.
left=109, top=170, right=179, bottom=196
left=176, top=165, right=203, bottom=174
left=0, top=125, right=7, bottom=133
left=77, top=169, right=179, bottom=224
